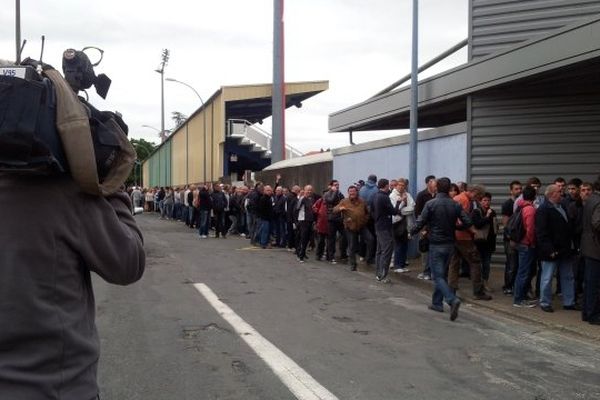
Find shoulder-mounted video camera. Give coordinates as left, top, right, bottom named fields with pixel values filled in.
left=0, top=45, right=135, bottom=196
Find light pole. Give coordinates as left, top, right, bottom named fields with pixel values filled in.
left=155, top=49, right=170, bottom=142
left=409, top=0, right=419, bottom=196
left=166, top=78, right=204, bottom=105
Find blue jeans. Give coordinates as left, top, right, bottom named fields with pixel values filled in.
left=258, top=218, right=270, bottom=247
left=429, top=244, right=457, bottom=308
left=540, top=257, right=575, bottom=307
left=198, top=210, right=210, bottom=236
left=514, top=245, right=536, bottom=303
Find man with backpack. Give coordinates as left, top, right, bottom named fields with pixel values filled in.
left=211, top=184, right=228, bottom=238
left=512, top=186, right=538, bottom=308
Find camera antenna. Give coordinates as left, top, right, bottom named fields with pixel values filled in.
left=39, top=35, right=45, bottom=63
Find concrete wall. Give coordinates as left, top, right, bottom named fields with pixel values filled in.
left=332, top=123, right=467, bottom=194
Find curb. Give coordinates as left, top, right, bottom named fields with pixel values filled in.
left=353, top=261, right=600, bottom=343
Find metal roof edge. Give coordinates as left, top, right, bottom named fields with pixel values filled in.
left=329, top=15, right=600, bottom=132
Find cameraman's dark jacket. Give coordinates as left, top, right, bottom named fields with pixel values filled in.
left=410, top=192, right=473, bottom=245
left=0, top=174, right=145, bottom=400
left=535, top=200, right=573, bottom=261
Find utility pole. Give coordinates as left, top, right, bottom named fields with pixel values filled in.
left=271, top=0, right=285, bottom=162
left=408, top=0, right=419, bottom=196
left=155, top=49, right=170, bottom=142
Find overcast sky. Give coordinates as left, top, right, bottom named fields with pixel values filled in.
left=0, top=0, right=468, bottom=152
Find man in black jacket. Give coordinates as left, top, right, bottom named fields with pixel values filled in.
left=372, top=179, right=404, bottom=282
left=581, top=178, right=600, bottom=325
left=211, top=184, right=228, bottom=238
left=295, top=185, right=316, bottom=262
left=410, top=177, right=473, bottom=321
left=323, top=179, right=348, bottom=263
left=273, top=186, right=287, bottom=247
left=536, top=184, right=576, bottom=312
left=256, top=185, right=274, bottom=249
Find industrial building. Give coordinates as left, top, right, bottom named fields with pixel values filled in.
left=142, top=81, right=328, bottom=187
left=329, top=1, right=600, bottom=199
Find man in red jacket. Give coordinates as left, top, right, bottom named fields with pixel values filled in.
left=513, top=186, right=538, bottom=308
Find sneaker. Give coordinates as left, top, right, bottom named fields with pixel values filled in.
left=240, top=233, right=246, bottom=237
left=450, top=300, right=461, bottom=321
left=287, top=248, right=296, bottom=252
left=513, top=300, right=537, bottom=308
left=417, top=273, right=426, bottom=280
left=299, top=259, right=305, bottom=264
left=329, top=259, right=337, bottom=265
left=540, top=304, right=554, bottom=313
left=397, top=268, right=410, bottom=273
left=359, top=257, right=365, bottom=262
left=502, top=288, right=513, bottom=296
left=423, top=274, right=431, bottom=280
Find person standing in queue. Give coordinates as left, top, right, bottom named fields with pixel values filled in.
left=410, top=177, right=474, bottom=321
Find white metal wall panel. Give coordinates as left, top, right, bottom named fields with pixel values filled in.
left=470, top=0, right=600, bottom=60
left=333, top=133, right=467, bottom=195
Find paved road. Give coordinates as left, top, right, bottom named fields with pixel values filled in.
left=96, top=214, right=600, bottom=400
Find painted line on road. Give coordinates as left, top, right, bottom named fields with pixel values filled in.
left=193, top=283, right=339, bottom=400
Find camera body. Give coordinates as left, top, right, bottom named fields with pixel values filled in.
left=0, top=63, right=68, bottom=174
left=0, top=49, right=130, bottom=188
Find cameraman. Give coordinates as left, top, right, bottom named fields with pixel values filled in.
left=0, top=173, right=145, bottom=399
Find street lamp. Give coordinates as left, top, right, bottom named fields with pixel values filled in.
left=165, top=77, right=204, bottom=105
left=155, top=49, right=170, bottom=142
left=141, top=124, right=160, bottom=132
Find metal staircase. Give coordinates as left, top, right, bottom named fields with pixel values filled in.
left=227, top=119, right=303, bottom=160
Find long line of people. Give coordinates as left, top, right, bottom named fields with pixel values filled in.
left=130, top=173, right=600, bottom=325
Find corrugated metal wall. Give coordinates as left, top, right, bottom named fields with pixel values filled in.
left=469, top=60, right=600, bottom=201
left=470, top=0, right=600, bottom=60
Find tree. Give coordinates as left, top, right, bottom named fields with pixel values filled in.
left=126, top=138, right=157, bottom=187
left=130, top=138, right=157, bottom=162
left=171, top=111, right=188, bottom=129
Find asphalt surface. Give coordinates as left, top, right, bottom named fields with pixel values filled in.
left=95, top=214, right=600, bottom=400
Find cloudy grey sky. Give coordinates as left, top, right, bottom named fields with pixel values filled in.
left=0, top=0, right=468, bottom=152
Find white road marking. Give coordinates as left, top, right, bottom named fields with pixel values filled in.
left=193, top=283, right=339, bottom=400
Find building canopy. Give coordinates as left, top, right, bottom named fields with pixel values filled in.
left=329, top=16, right=600, bottom=132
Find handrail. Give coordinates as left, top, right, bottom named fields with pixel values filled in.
left=227, top=119, right=304, bottom=158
